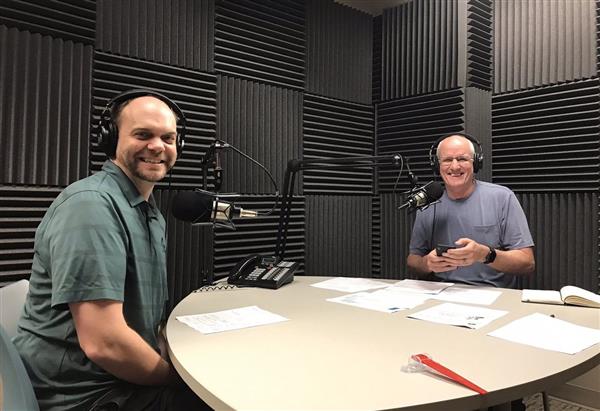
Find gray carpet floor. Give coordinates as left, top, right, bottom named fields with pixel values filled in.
left=524, top=393, right=598, bottom=411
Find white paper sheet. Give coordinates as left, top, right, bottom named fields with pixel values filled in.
left=176, top=306, right=288, bottom=334
left=432, top=286, right=502, bottom=306
left=311, top=277, right=390, bottom=293
left=488, top=313, right=600, bottom=355
left=327, top=289, right=431, bottom=313
left=388, top=279, right=454, bottom=294
left=408, top=302, right=508, bottom=329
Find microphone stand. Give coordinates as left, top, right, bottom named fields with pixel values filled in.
left=273, top=154, right=403, bottom=262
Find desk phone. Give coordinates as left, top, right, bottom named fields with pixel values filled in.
left=228, top=255, right=297, bottom=289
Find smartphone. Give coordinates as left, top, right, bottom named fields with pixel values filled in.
left=436, top=244, right=457, bottom=256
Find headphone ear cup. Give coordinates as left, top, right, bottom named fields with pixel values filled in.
left=98, top=119, right=118, bottom=157
left=473, top=151, right=483, bottom=173
left=429, top=138, right=441, bottom=175
left=430, top=155, right=439, bottom=174
left=177, top=134, right=184, bottom=156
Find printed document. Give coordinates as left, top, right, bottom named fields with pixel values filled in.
left=388, top=279, right=454, bottom=294
left=176, top=306, right=288, bottom=334
left=311, top=277, right=390, bottom=293
left=432, top=285, right=502, bottom=306
left=408, top=302, right=508, bottom=329
left=488, top=313, right=600, bottom=354
left=327, top=289, right=431, bottom=313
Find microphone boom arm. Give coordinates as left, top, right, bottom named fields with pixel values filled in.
left=274, top=154, right=403, bottom=261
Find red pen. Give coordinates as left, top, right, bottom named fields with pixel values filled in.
left=412, top=353, right=488, bottom=395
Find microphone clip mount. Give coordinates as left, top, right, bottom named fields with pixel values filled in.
left=194, top=188, right=241, bottom=230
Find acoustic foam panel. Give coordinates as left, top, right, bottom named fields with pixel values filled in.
left=306, top=0, right=372, bottom=104
left=303, top=93, right=374, bottom=194
left=491, top=78, right=599, bottom=192
left=0, top=186, right=62, bottom=283
left=0, top=26, right=92, bottom=186
left=381, top=0, right=492, bottom=101
left=494, top=0, right=596, bottom=94
left=0, top=0, right=95, bottom=44
left=517, top=192, right=598, bottom=293
left=215, top=0, right=304, bottom=89
left=96, top=0, right=214, bottom=71
left=378, top=192, right=414, bottom=280
left=305, top=195, right=371, bottom=277
left=217, top=76, right=302, bottom=195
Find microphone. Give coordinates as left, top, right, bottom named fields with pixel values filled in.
left=408, top=170, right=419, bottom=188
left=212, top=140, right=229, bottom=192
left=405, top=157, right=419, bottom=188
left=201, top=140, right=229, bottom=192
left=398, top=181, right=444, bottom=212
left=213, top=150, right=223, bottom=192
left=172, top=190, right=258, bottom=224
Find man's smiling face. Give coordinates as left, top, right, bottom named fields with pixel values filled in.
left=437, top=135, right=476, bottom=200
left=112, top=96, right=178, bottom=196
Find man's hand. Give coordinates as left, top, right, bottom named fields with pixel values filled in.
left=442, top=238, right=488, bottom=266
left=423, top=249, right=458, bottom=273
left=424, top=238, right=487, bottom=271
left=409, top=239, right=535, bottom=278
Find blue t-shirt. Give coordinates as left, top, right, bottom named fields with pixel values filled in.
left=409, top=181, right=534, bottom=288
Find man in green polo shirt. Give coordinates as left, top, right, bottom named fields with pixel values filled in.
left=14, top=91, right=209, bottom=410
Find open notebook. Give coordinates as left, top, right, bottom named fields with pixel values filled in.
left=522, top=285, right=600, bottom=308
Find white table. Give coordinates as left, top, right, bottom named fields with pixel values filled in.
left=166, top=276, right=600, bottom=410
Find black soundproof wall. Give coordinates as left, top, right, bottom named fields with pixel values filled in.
left=1, top=0, right=598, bottom=302
left=0, top=0, right=375, bottom=307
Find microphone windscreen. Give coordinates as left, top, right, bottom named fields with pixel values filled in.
left=172, top=191, right=214, bottom=222
left=425, top=181, right=444, bottom=201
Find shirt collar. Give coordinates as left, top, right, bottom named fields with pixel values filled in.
left=101, top=160, right=158, bottom=215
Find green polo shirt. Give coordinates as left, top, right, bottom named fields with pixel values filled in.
left=14, top=160, right=168, bottom=411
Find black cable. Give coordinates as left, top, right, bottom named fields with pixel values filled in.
left=193, top=283, right=239, bottom=292
left=392, top=155, right=405, bottom=194
left=225, top=143, right=280, bottom=216
left=430, top=202, right=437, bottom=253
left=164, top=167, right=174, bottom=243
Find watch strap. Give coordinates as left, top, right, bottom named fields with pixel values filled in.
left=483, top=246, right=496, bottom=264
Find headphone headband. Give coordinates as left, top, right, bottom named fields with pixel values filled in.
left=429, top=132, right=483, bottom=173
left=97, top=89, right=187, bottom=158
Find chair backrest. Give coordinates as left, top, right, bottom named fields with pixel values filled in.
left=0, top=324, right=40, bottom=411
left=0, top=279, right=30, bottom=338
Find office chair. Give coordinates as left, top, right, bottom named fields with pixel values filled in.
left=0, top=279, right=38, bottom=410
left=0, top=324, right=40, bottom=411
left=0, top=279, right=30, bottom=338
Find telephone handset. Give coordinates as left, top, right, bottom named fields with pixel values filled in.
left=227, top=254, right=296, bottom=289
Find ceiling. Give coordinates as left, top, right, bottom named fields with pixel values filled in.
left=334, top=0, right=409, bottom=16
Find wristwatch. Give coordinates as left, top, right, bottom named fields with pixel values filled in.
left=483, top=246, right=496, bottom=264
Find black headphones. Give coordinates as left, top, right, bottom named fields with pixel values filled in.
left=429, top=132, right=483, bottom=173
left=97, top=89, right=186, bottom=158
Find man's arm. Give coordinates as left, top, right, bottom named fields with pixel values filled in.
left=70, top=300, right=178, bottom=386
left=444, top=238, right=535, bottom=275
